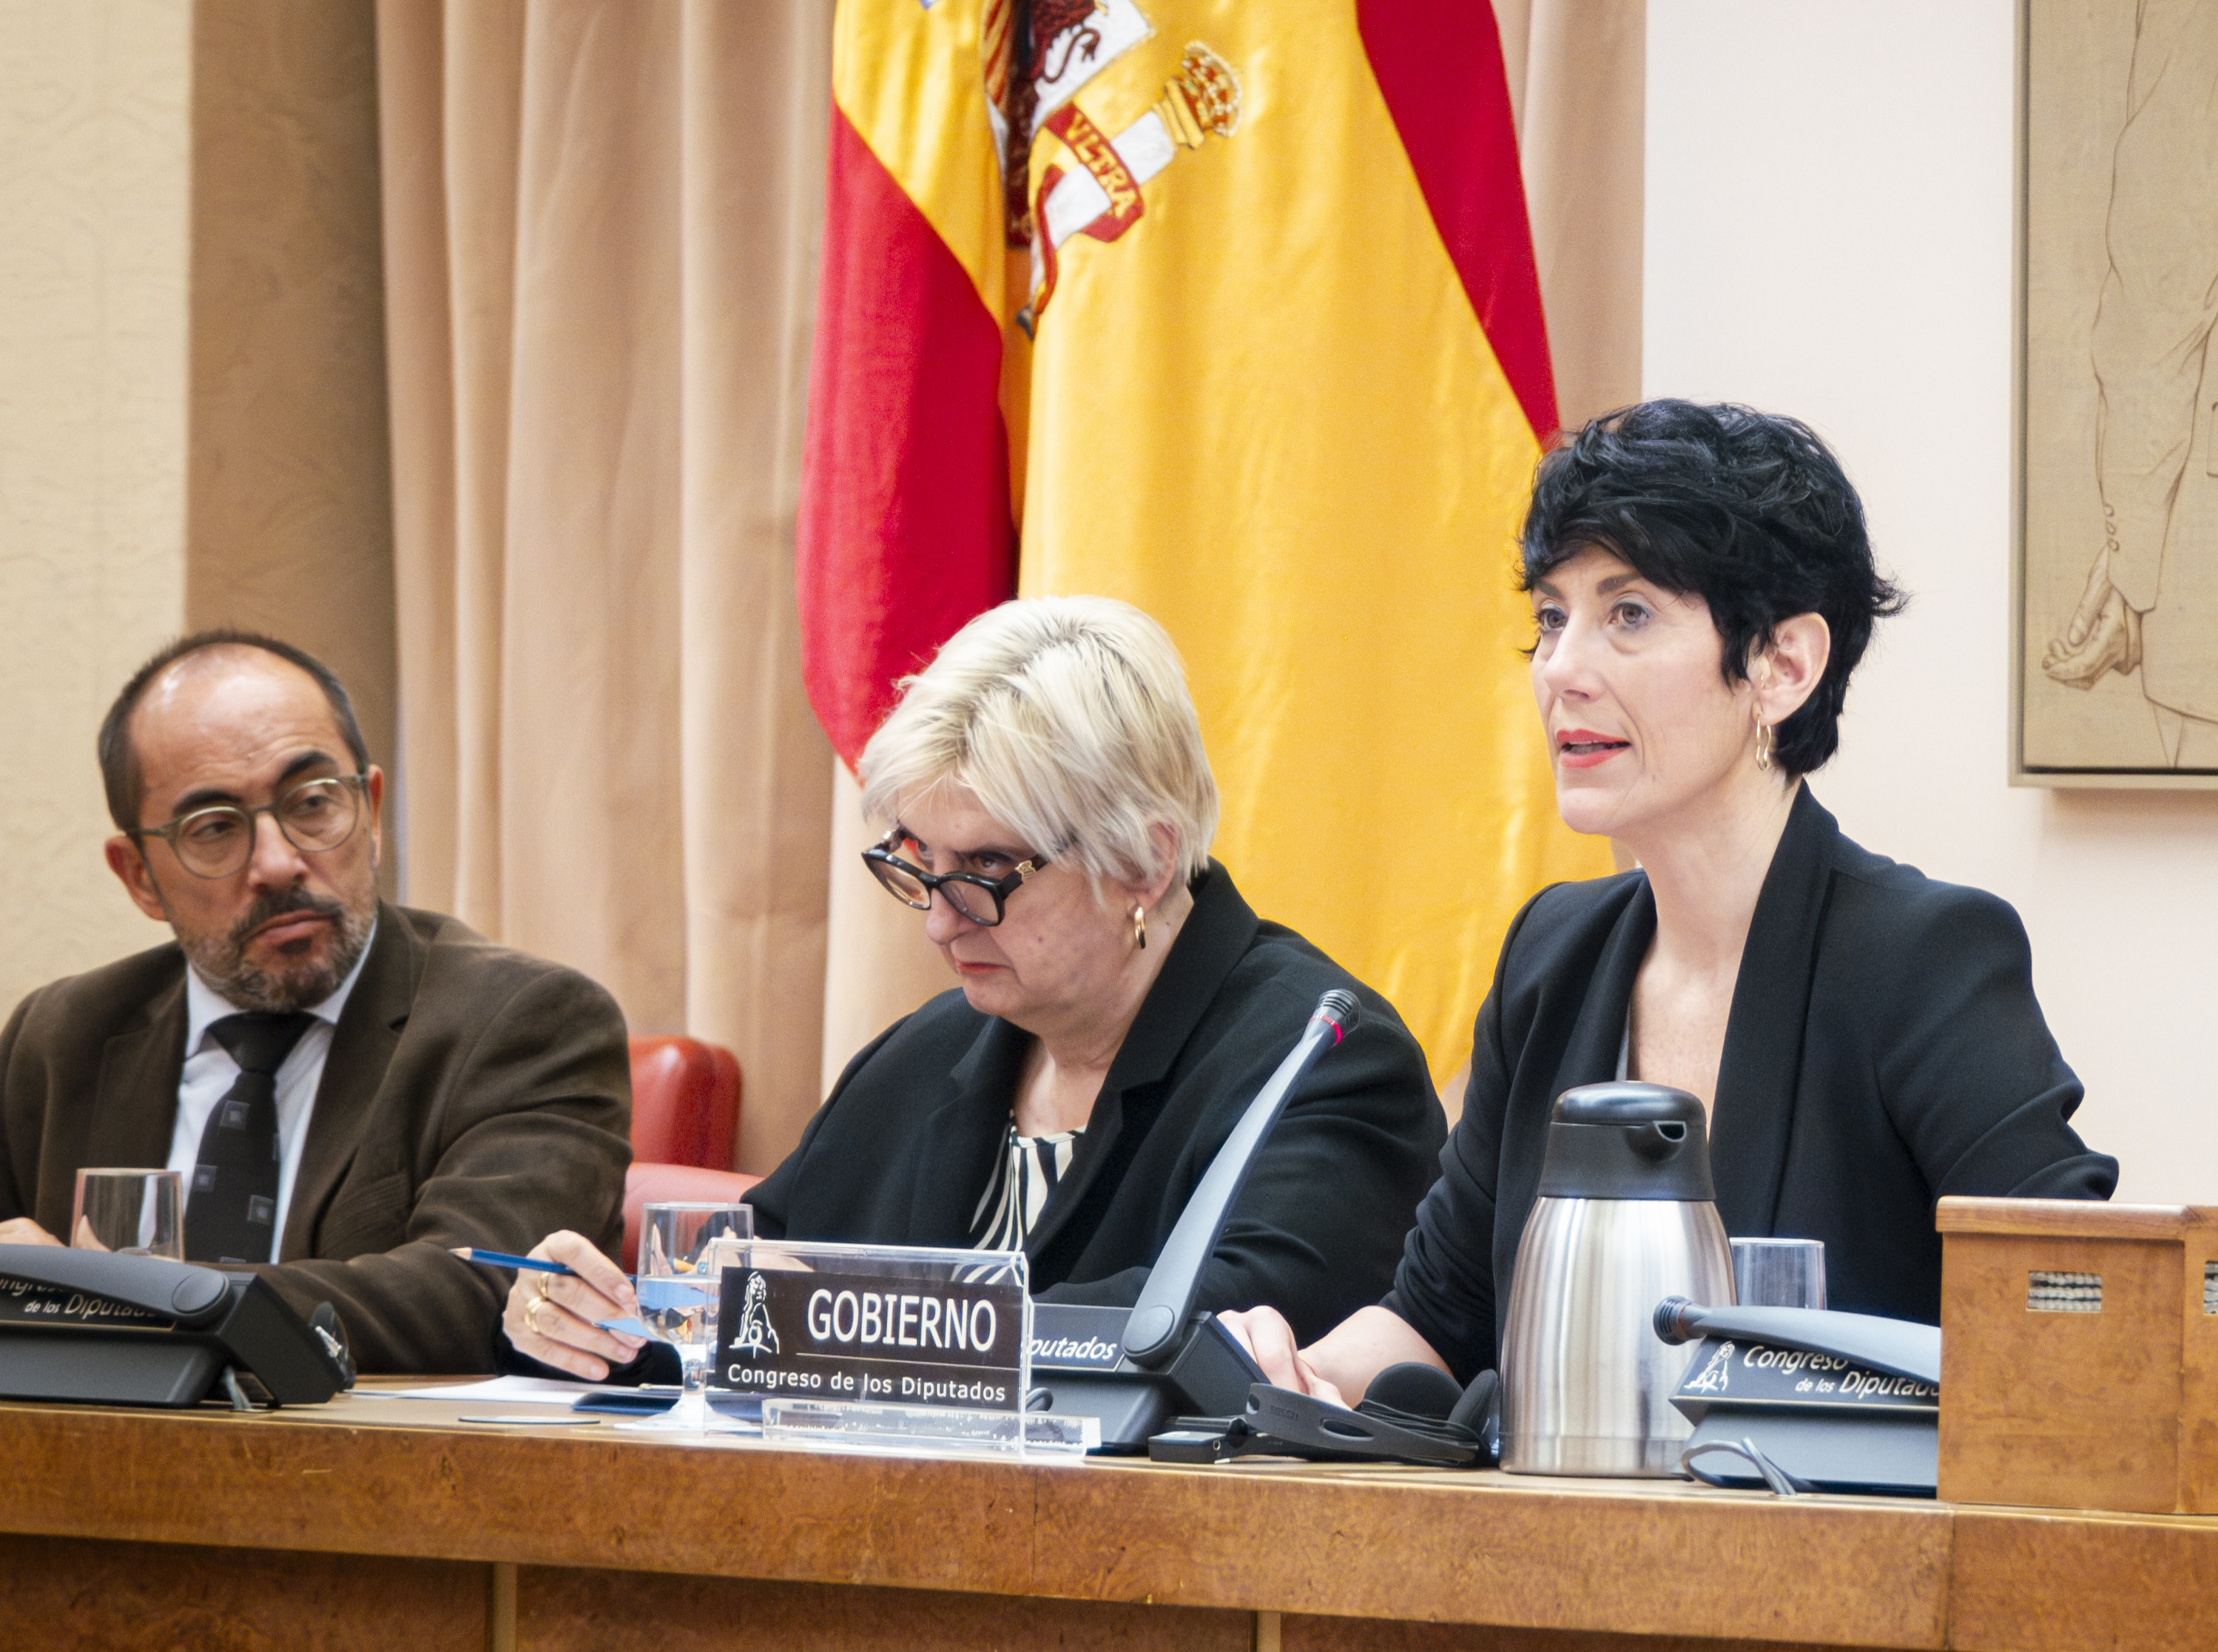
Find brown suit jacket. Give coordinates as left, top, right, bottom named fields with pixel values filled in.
left=0, top=903, right=631, bottom=1374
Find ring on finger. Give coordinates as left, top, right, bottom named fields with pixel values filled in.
left=525, top=1297, right=549, bottom=1337
left=536, top=1271, right=553, bottom=1301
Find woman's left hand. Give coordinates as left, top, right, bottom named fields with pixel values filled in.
left=1218, top=1306, right=1349, bottom=1408
left=499, top=1230, right=646, bottom=1381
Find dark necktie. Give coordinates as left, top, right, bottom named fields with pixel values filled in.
left=183, top=1012, right=318, bottom=1264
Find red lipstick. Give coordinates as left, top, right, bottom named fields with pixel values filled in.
left=1556, top=727, right=1631, bottom=770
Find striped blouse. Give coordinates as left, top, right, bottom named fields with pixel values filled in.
left=968, top=1123, right=1083, bottom=1252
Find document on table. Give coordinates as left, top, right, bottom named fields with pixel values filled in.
left=378, top=1375, right=634, bottom=1405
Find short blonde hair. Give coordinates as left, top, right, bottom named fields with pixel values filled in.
left=857, top=596, right=1219, bottom=888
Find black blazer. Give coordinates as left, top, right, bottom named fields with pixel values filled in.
left=1386, top=786, right=2117, bottom=1381
left=1, top=903, right=632, bottom=1374
left=748, top=863, right=1446, bottom=1342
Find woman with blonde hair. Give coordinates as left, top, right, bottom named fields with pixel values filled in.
left=506, top=596, right=1444, bottom=1379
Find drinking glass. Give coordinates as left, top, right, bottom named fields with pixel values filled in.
left=616, top=1201, right=753, bottom=1434
left=1731, top=1237, right=1826, bottom=1309
left=71, top=1169, right=184, bottom=1259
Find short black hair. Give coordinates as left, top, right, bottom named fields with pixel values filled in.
left=98, top=630, right=370, bottom=831
left=1520, top=399, right=1907, bottom=775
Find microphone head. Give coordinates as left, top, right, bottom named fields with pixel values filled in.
left=1313, top=989, right=1359, bottom=1034
left=1653, top=1295, right=1703, bottom=1345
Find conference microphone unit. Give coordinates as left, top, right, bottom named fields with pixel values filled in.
left=1026, top=988, right=1360, bottom=1452
left=0, top=1247, right=353, bottom=1409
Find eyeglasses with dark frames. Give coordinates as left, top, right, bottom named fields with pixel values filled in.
left=862, top=829, right=1048, bottom=926
left=129, top=773, right=370, bottom=880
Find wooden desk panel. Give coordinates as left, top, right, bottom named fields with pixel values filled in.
left=0, top=1392, right=2212, bottom=1651
left=0, top=1395, right=1950, bottom=1645
left=1946, top=1508, right=2218, bottom=1652
left=0, top=1534, right=486, bottom=1652
left=514, top=1569, right=1249, bottom=1652
left=1033, top=1463, right=1950, bottom=1648
left=1281, top=1627, right=1843, bottom=1652
left=0, top=1398, right=1037, bottom=1595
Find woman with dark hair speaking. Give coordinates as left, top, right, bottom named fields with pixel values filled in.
left=1226, top=399, right=2117, bottom=1403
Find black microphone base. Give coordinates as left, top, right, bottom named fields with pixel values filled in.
left=0, top=1337, right=225, bottom=1408
left=1029, top=1375, right=1176, bottom=1455
left=1029, top=1311, right=1267, bottom=1453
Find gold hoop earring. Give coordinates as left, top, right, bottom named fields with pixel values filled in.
left=1132, top=904, right=1147, bottom=950
left=1755, top=716, right=1776, bottom=773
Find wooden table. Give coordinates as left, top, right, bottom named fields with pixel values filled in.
left=2, top=1384, right=2214, bottom=1652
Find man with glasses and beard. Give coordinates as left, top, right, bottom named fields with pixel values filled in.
left=0, top=633, right=632, bottom=1373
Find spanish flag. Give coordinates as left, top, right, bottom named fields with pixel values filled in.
left=799, top=1, right=1611, bottom=1080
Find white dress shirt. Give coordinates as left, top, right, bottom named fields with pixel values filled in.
left=165, top=922, right=375, bottom=1261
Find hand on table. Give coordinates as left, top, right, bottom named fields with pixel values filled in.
left=0, top=1217, right=61, bottom=1247
left=498, top=1230, right=647, bottom=1381
left=1217, top=1305, right=1349, bottom=1409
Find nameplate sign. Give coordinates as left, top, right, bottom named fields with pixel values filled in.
left=712, top=1241, right=1029, bottom=1414
left=1029, top=1301, right=1130, bottom=1372
left=0, top=1273, right=173, bottom=1332
left=1672, top=1335, right=1939, bottom=1419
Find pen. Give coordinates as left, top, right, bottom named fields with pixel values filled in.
left=451, top=1247, right=580, bottom=1276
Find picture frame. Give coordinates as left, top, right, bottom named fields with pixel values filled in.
left=2014, top=0, right=2218, bottom=786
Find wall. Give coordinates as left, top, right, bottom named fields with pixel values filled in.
left=0, top=3, right=192, bottom=1013
left=1645, top=0, right=2218, bottom=1202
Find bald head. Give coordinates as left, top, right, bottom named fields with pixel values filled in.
left=99, top=631, right=368, bottom=833
left=100, top=632, right=382, bottom=1014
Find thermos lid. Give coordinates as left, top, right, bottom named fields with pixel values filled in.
left=1536, top=1082, right=1716, bottom=1201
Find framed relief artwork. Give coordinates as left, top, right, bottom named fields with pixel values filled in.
left=2018, top=0, right=2218, bottom=785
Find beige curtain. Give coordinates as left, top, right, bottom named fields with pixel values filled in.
left=817, top=762, right=956, bottom=1099
left=1497, top=0, right=1647, bottom=432
left=187, top=0, right=400, bottom=899
left=374, top=0, right=835, bottom=1172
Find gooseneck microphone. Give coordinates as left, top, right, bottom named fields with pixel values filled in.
left=1119, top=988, right=1361, bottom=1369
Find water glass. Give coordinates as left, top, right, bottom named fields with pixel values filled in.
left=71, top=1169, right=184, bottom=1259
left=616, top=1201, right=753, bottom=1434
left=1731, top=1236, right=1826, bottom=1309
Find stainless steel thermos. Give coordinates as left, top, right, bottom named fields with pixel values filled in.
left=1499, top=1082, right=1734, bottom=1477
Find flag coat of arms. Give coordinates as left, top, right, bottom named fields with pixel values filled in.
left=799, top=0, right=1612, bottom=1082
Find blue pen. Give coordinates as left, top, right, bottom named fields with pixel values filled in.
left=450, top=1247, right=582, bottom=1276
left=451, top=1247, right=706, bottom=1321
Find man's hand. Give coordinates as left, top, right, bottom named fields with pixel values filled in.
left=0, top=1218, right=63, bottom=1247
left=495, top=1230, right=647, bottom=1381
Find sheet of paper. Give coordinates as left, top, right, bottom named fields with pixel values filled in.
left=457, top=1415, right=606, bottom=1426
left=382, top=1375, right=622, bottom=1405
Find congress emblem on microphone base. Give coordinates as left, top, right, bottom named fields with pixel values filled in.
left=1682, top=1340, right=1736, bottom=1395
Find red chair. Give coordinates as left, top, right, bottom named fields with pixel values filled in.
left=628, top=1036, right=741, bottom=1169
left=623, top=1037, right=754, bottom=1268
left=621, top=1164, right=762, bottom=1272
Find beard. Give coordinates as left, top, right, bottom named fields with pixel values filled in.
left=182, top=886, right=376, bottom=1014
